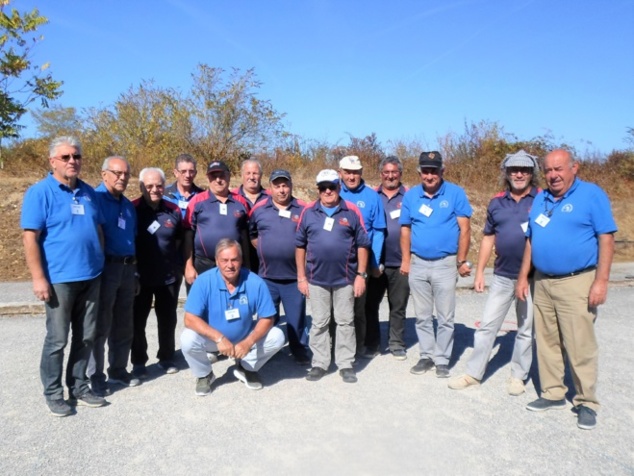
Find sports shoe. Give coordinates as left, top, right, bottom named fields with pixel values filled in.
left=132, top=364, right=148, bottom=379
left=158, top=361, right=179, bottom=374
left=46, top=398, right=73, bottom=417
left=233, top=365, right=263, bottom=390
left=358, top=346, right=380, bottom=360
left=90, top=377, right=111, bottom=397
left=391, top=349, right=407, bottom=361
left=507, top=377, right=526, bottom=396
left=435, top=364, right=450, bottom=378
left=108, top=371, right=141, bottom=387
left=306, top=367, right=327, bottom=381
left=448, top=374, right=480, bottom=390
left=196, top=371, right=216, bottom=396
left=68, top=389, right=107, bottom=408
left=339, top=368, right=358, bottom=383
left=526, top=397, right=567, bottom=412
left=574, top=405, right=597, bottom=430
left=410, top=358, right=435, bottom=375
left=207, top=352, right=219, bottom=364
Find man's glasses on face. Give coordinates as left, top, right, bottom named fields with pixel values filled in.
left=318, top=183, right=337, bottom=193
left=178, top=169, right=196, bottom=176
left=53, top=154, right=82, bottom=162
left=508, top=167, right=533, bottom=176
left=107, top=169, right=131, bottom=179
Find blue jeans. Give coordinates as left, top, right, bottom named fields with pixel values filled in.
left=40, top=277, right=101, bottom=400
left=408, top=254, right=457, bottom=365
left=263, top=278, right=309, bottom=355
left=466, top=274, right=534, bottom=380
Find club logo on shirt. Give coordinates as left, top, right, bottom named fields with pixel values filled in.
left=233, top=210, right=245, bottom=218
left=239, top=295, right=248, bottom=305
left=292, top=214, right=300, bottom=222
left=164, top=219, right=175, bottom=228
left=440, top=200, right=449, bottom=208
left=356, top=200, right=366, bottom=209
left=562, top=204, right=573, bottom=213
left=338, top=217, right=350, bottom=226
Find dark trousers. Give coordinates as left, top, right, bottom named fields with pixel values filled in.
left=365, top=267, right=410, bottom=352
left=41, top=277, right=100, bottom=400
left=263, top=278, right=309, bottom=355
left=131, top=280, right=180, bottom=365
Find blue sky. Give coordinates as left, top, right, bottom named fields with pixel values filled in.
left=15, top=0, right=634, bottom=154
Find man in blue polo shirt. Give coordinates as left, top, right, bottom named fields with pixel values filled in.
left=400, top=151, right=472, bottom=378
left=296, top=169, right=370, bottom=384
left=516, top=149, right=617, bottom=430
left=338, top=155, right=387, bottom=359
left=21, top=135, right=107, bottom=416
left=181, top=239, right=285, bottom=395
left=249, top=169, right=310, bottom=364
left=89, top=156, right=140, bottom=395
left=163, top=153, right=204, bottom=218
left=449, top=150, right=539, bottom=395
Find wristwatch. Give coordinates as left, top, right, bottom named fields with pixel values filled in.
left=356, top=271, right=368, bottom=279
left=457, top=260, right=472, bottom=269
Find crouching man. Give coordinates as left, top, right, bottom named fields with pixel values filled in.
left=180, top=238, right=285, bottom=395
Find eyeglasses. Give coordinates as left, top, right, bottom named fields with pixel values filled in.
left=177, top=169, right=196, bottom=175
left=318, top=184, right=337, bottom=192
left=381, top=170, right=400, bottom=176
left=53, top=154, right=82, bottom=162
left=106, top=169, right=131, bottom=179
left=508, top=168, right=533, bottom=175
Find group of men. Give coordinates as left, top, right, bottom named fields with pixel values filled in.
left=22, top=135, right=616, bottom=431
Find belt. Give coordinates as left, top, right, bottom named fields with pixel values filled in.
left=414, top=253, right=455, bottom=262
left=105, top=255, right=137, bottom=265
left=543, top=266, right=596, bottom=279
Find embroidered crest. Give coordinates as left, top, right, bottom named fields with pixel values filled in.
left=440, top=200, right=449, bottom=208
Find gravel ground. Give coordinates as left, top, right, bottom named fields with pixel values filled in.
left=1, top=273, right=633, bottom=475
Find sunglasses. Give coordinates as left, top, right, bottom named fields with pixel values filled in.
left=53, top=154, right=82, bottom=162
left=318, top=183, right=337, bottom=192
left=106, top=169, right=131, bottom=179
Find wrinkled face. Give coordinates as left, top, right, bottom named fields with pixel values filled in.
left=419, top=167, right=443, bottom=194
left=207, top=170, right=230, bottom=197
left=49, top=144, right=82, bottom=183
left=543, top=150, right=578, bottom=197
left=242, top=162, right=262, bottom=193
left=217, top=245, right=242, bottom=283
left=141, top=171, right=165, bottom=205
left=506, top=167, right=533, bottom=194
left=174, top=161, right=197, bottom=188
left=380, top=163, right=401, bottom=190
left=270, top=178, right=292, bottom=206
left=340, top=168, right=362, bottom=190
left=101, top=158, right=130, bottom=197
left=317, top=182, right=340, bottom=207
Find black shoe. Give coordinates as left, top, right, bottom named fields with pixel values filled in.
left=233, top=365, right=263, bottom=390
left=526, top=397, right=567, bottom=412
left=291, top=350, right=311, bottom=366
left=410, top=358, right=434, bottom=375
left=306, top=367, right=327, bottom=381
left=357, top=346, right=380, bottom=360
left=435, top=364, right=450, bottom=378
left=132, top=364, right=148, bottom=379
left=574, top=405, right=597, bottom=430
left=46, top=398, right=73, bottom=417
left=68, top=389, right=107, bottom=408
left=108, top=371, right=141, bottom=387
left=339, top=368, right=358, bottom=383
left=90, top=377, right=111, bottom=397
left=391, top=349, right=407, bottom=361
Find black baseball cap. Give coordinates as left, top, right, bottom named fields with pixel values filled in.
left=207, top=161, right=230, bottom=174
left=418, top=151, right=443, bottom=169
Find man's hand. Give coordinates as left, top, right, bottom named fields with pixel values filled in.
left=458, top=262, right=471, bottom=278
left=216, top=337, right=235, bottom=358
left=370, top=267, right=382, bottom=278
left=515, top=277, right=529, bottom=302
left=588, top=279, right=608, bottom=308
left=400, top=261, right=410, bottom=276
left=473, top=273, right=486, bottom=293
left=32, top=277, right=51, bottom=302
left=185, top=263, right=198, bottom=285
left=298, top=280, right=309, bottom=298
left=234, top=339, right=253, bottom=359
left=353, top=275, right=366, bottom=298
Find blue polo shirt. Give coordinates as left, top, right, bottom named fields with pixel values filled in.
left=249, top=196, right=306, bottom=280
left=231, top=185, right=269, bottom=210
left=377, top=184, right=408, bottom=268
left=184, top=191, right=249, bottom=259
left=484, top=187, right=537, bottom=279
left=95, top=183, right=136, bottom=257
left=164, top=182, right=204, bottom=218
left=340, top=179, right=386, bottom=269
left=21, top=173, right=105, bottom=284
left=527, top=179, right=617, bottom=276
left=185, top=267, right=276, bottom=343
left=399, top=180, right=472, bottom=260
left=133, top=198, right=184, bottom=287
left=295, top=199, right=371, bottom=287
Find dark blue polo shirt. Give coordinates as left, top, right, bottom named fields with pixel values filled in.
left=94, top=182, right=136, bottom=257
left=231, top=185, right=269, bottom=210
left=133, top=198, right=184, bottom=287
left=164, top=182, right=204, bottom=218
left=184, top=191, right=248, bottom=259
left=249, top=196, right=306, bottom=280
left=484, top=187, right=537, bottom=279
left=377, top=184, right=408, bottom=268
left=295, top=199, right=370, bottom=287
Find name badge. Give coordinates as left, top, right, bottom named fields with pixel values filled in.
left=118, top=217, right=126, bottom=230
left=390, top=209, right=401, bottom=219
left=279, top=209, right=291, bottom=219
left=147, top=220, right=161, bottom=234
left=535, top=214, right=550, bottom=227
left=520, top=221, right=528, bottom=233
left=323, top=217, right=334, bottom=231
left=70, top=204, right=85, bottom=215
left=219, top=203, right=228, bottom=215
left=225, top=308, right=240, bottom=321
left=419, top=204, right=433, bottom=217
left=178, top=200, right=188, bottom=210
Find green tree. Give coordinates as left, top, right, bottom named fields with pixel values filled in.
left=31, top=105, right=82, bottom=138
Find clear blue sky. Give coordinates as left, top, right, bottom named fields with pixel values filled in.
left=16, top=0, right=634, bottom=154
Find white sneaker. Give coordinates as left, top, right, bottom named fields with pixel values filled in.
left=507, top=377, right=526, bottom=396
left=448, top=374, right=480, bottom=390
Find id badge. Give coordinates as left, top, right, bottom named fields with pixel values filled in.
left=178, top=200, right=188, bottom=210
left=225, top=308, right=240, bottom=321
left=323, top=217, right=334, bottom=231
left=219, top=203, right=228, bottom=215
left=418, top=204, right=433, bottom=217
left=147, top=220, right=161, bottom=234
left=279, top=209, right=291, bottom=219
left=535, top=214, right=550, bottom=227
left=390, top=209, right=401, bottom=220
left=118, top=217, right=126, bottom=230
left=520, top=221, right=528, bottom=233
left=70, top=204, right=85, bottom=215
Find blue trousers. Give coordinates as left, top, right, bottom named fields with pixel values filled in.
left=263, top=278, right=309, bottom=355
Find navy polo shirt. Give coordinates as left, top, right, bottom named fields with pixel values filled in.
left=527, top=179, right=617, bottom=276
left=164, top=182, right=204, bottom=218
left=133, top=198, right=184, bottom=287
left=377, top=184, right=408, bottom=268
left=184, top=191, right=248, bottom=259
left=94, top=183, right=136, bottom=257
left=20, top=173, right=105, bottom=284
left=295, top=199, right=371, bottom=287
left=399, top=181, right=472, bottom=260
left=185, top=267, right=276, bottom=343
left=231, top=185, right=269, bottom=210
left=484, top=187, right=537, bottom=279
left=249, top=196, right=306, bottom=280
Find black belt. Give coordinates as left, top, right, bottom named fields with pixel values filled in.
left=105, top=255, right=137, bottom=265
left=543, top=266, right=596, bottom=279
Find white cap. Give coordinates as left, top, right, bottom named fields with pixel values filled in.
left=339, top=155, right=363, bottom=170
left=316, top=169, right=339, bottom=185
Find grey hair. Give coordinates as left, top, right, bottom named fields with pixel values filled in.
left=101, top=156, right=129, bottom=171
left=175, top=153, right=197, bottom=168
left=139, top=167, right=166, bottom=183
left=49, top=136, right=82, bottom=157
left=241, top=158, right=262, bottom=175
left=379, top=155, right=403, bottom=174
left=215, top=238, right=243, bottom=260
